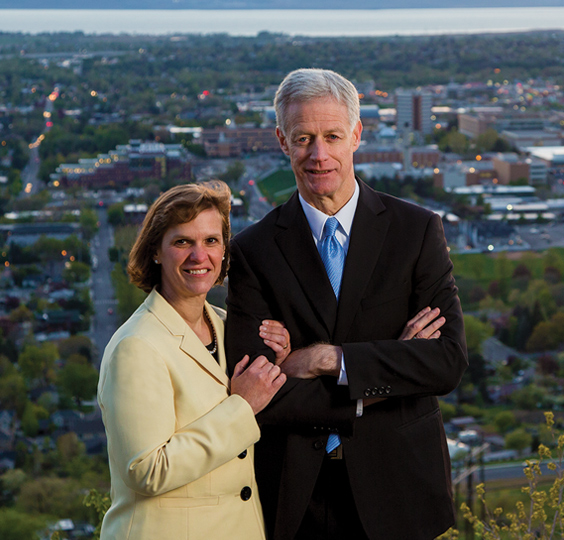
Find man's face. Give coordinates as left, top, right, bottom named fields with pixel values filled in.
left=276, top=97, right=362, bottom=213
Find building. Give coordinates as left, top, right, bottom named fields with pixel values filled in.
left=458, top=109, right=548, bottom=139
left=354, top=146, right=441, bottom=168
left=201, top=127, right=280, bottom=157
left=395, top=90, right=433, bottom=135
left=492, top=153, right=530, bottom=185
left=52, top=140, right=192, bottom=189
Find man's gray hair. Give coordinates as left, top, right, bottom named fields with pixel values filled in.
left=274, top=68, right=360, bottom=136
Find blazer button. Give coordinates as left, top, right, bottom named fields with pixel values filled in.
left=313, top=440, right=324, bottom=450
left=371, top=388, right=378, bottom=396
left=385, top=386, right=392, bottom=394
left=378, top=387, right=385, bottom=395
left=240, top=486, right=252, bottom=501
left=364, top=389, right=371, bottom=397
left=238, top=450, right=247, bottom=459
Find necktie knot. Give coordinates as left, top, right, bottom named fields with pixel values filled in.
left=323, top=216, right=339, bottom=238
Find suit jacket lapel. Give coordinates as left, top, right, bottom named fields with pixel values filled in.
left=334, top=182, right=389, bottom=343
left=146, top=289, right=230, bottom=388
left=275, top=192, right=337, bottom=337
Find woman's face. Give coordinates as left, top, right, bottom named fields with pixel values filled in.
left=156, top=207, right=224, bottom=304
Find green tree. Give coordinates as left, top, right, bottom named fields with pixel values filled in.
left=18, top=342, right=58, bottom=385
left=20, top=402, right=38, bottom=437
left=62, top=260, right=91, bottom=283
left=511, top=384, right=546, bottom=410
left=58, top=335, right=93, bottom=362
left=16, top=477, right=87, bottom=521
left=438, top=400, right=456, bottom=422
left=526, top=311, right=564, bottom=352
left=494, top=410, right=517, bottom=434
left=0, top=508, right=46, bottom=540
left=80, top=208, right=99, bottom=240
left=463, top=314, right=493, bottom=354
left=111, top=263, right=146, bottom=323
left=57, top=359, right=99, bottom=407
left=504, top=427, right=532, bottom=455
left=107, top=202, right=126, bottom=226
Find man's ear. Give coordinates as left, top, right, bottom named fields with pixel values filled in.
left=276, top=127, right=290, bottom=156
left=352, top=120, right=363, bottom=152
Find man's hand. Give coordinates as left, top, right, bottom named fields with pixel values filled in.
left=276, top=344, right=342, bottom=378
left=398, top=307, right=445, bottom=341
left=231, top=355, right=287, bottom=415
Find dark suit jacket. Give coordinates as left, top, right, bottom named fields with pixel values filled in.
left=226, top=180, right=468, bottom=540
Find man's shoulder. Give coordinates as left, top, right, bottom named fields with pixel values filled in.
left=232, top=195, right=299, bottom=247
left=361, top=183, right=435, bottom=221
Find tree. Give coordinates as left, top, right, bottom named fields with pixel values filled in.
left=58, top=335, right=93, bottom=362
left=463, top=314, right=493, bottom=354
left=0, top=508, right=46, bottom=540
left=16, top=477, right=87, bottom=521
left=80, top=208, right=99, bottom=240
left=111, top=263, right=146, bottom=323
left=57, top=361, right=99, bottom=407
left=62, top=260, right=91, bottom=283
left=20, top=402, right=38, bottom=437
left=504, top=427, right=532, bottom=455
left=18, top=343, right=58, bottom=385
left=526, top=311, right=564, bottom=352
left=510, top=384, right=545, bottom=410
left=494, top=410, right=517, bottom=434
left=438, top=400, right=456, bottom=422
left=107, top=202, right=126, bottom=226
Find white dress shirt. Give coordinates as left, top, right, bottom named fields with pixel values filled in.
left=298, top=181, right=363, bottom=417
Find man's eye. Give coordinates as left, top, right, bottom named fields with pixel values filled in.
left=175, top=239, right=187, bottom=245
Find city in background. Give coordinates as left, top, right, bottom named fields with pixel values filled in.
left=3, top=19, right=564, bottom=539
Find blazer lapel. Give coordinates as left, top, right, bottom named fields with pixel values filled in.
left=275, top=192, right=337, bottom=337
left=334, top=183, right=389, bottom=343
left=146, top=289, right=230, bottom=388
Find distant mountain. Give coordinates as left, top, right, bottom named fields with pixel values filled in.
left=1, top=0, right=564, bottom=8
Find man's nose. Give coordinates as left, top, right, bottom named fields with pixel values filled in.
left=310, top=139, right=329, bottom=161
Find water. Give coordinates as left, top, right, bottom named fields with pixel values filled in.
left=1, top=7, right=564, bottom=36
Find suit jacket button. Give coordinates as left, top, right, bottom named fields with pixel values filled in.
left=238, top=450, right=247, bottom=459
left=378, top=387, right=385, bottom=395
left=313, top=440, right=324, bottom=450
left=364, top=389, right=371, bottom=397
left=385, top=386, right=392, bottom=394
left=371, top=388, right=378, bottom=396
left=240, top=486, right=252, bottom=501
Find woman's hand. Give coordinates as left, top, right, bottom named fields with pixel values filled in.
left=231, top=355, right=287, bottom=415
left=398, top=307, right=445, bottom=341
left=260, top=319, right=291, bottom=363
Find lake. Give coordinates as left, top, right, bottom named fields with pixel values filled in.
left=1, top=7, right=564, bottom=36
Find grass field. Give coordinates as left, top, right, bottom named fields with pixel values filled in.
left=257, top=169, right=296, bottom=206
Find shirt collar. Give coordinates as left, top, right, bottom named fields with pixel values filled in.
left=299, top=180, right=360, bottom=242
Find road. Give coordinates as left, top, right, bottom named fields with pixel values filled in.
left=89, top=206, right=118, bottom=368
left=454, top=460, right=554, bottom=485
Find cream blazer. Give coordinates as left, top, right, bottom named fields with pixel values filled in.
left=97, top=288, right=265, bottom=540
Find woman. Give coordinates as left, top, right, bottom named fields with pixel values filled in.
left=97, top=180, right=444, bottom=540
left=97, top=181, right=287, bottom=540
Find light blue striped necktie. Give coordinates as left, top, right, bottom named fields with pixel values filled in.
left=319, top=216, right=345, bottom=454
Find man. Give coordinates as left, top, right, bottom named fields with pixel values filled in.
left=226, top=68, right=467, bottom=540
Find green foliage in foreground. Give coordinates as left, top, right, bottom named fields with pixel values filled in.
left=440, top=412, right=564, bottom=539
